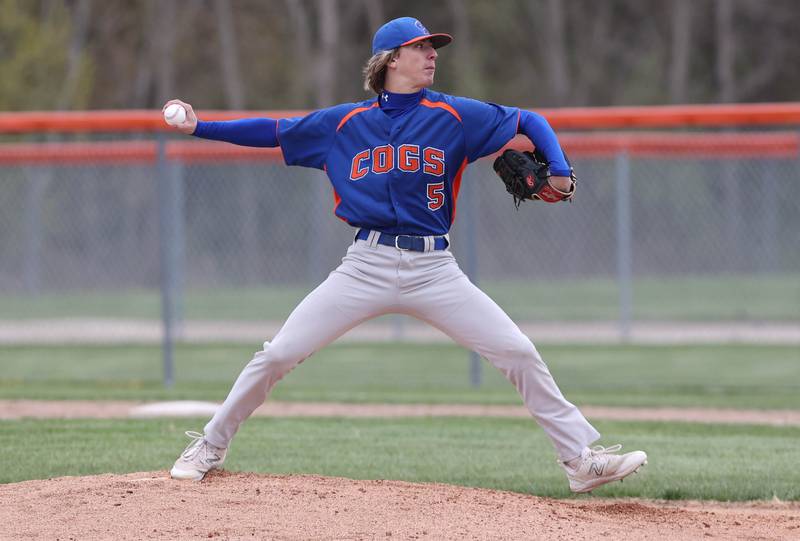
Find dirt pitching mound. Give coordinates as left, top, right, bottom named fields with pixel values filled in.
left=2, top=471, right=798, bottom=540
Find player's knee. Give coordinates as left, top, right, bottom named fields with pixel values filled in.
left=248, top=341, right=305, bottom=375
left=490, top=336, right=539, bottom=370
left=503, top=336, right=537, bottom=361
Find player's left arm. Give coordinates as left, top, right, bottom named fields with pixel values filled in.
left=516, top=110, right=573, bottom=193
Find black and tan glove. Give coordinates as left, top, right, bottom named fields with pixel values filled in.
left=493, top=148, right=576, bottom=208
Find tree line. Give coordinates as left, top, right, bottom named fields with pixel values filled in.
left=1, top=0, right=798, bottom=112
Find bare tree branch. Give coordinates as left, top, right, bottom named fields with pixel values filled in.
left=447, top=0, right=484, bottom=97
left=315, top=0, right=339, bottom=107
left=715, top=0, right=736, bottom=102
left=544, top=0, right=570, bottom=105
left=156, top=0, right=178, bottom=101
left=737, top=2, right=789, bottom=99
left=56, top=0, right=91, bottom=109
left=362, top=0, right=384, bottom=34
left=132, top=1, right=156, bottom=107
left=285, top=0, right=313, bottom=106
left=669, top=0, right=692, bottom=104
left=214, top=0, right=246, bottom=109
left=570, top=1, right=614, bottom=105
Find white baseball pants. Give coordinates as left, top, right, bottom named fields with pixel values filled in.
left=204, top=234, right=600, bottom=460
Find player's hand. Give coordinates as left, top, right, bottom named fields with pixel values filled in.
left=162, top=99, right=198, bottom=135
left=549, top=175, right=573, bottom=193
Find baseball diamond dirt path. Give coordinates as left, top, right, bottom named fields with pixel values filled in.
left=1, top=471, right=798, bottom=540
left=1, top=319, right=799, bottom=344
left=2, top=399, right=800, bottom=426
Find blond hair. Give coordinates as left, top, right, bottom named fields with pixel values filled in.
left=362, top=49, right=398, bottom=94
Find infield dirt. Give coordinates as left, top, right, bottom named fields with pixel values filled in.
left=3, top=401, right=799, bottom=539
left=1, top=470, right=798, bottom=540
left=2, top=399, right=800, bottom=426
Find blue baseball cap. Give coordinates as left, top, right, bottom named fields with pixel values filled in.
left=372, top=17, right=452, bottom=55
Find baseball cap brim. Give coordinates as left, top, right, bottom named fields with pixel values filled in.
left=400, top=33, right=453, bottom=49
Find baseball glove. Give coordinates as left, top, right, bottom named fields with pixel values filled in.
left=493, top=148, right=576, bottom=208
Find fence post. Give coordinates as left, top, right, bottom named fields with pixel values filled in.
left=156, top=135, right=185, bottom=388
left=23, top=167, right=46, bottom=294
left=760, top=160, right=779, bottom=273
left=461, top=170, right=482, bottom=387
left=615, top=152, right=633, bottom=341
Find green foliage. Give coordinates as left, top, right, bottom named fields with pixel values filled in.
left=2, top=417, right=798, bottom=500
left=2, top=0, right=799, bottom=109
left=0, top=0, right=92, bottom=110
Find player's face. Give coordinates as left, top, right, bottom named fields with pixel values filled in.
left=390, top=39, right=438, bottom=91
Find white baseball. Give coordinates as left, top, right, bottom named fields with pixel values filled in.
left=164, top=103, right=187, bottom=125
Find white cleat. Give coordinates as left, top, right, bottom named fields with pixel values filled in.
left=170, top=431, right=227, bottom=481
left=561, top=444, right=647, bottom=494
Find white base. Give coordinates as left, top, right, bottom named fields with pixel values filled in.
left=129, top=401, right=220, bottom=418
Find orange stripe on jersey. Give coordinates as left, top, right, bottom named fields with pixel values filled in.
left=450, top=157, right=469, bottom=223
left=324, top=164, right=349, bottom=223
left=332, top=187, right=349, bottom=223
left=337, top=102, right=379, bottom=131
left=420, top=99, right=462, bottom=123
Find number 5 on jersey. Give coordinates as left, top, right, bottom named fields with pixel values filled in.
left=427, top=182, right=445, bottom=210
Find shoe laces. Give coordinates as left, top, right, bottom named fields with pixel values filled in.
left=181, top=430, right=215, bottom=461
left=588, top=444, right=622, bottom=456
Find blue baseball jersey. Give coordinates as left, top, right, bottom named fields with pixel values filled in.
left=277, top=89, right=519, bottom=236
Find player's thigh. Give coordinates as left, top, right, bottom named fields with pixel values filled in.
left=269, top=268, right=391, bottom=360
left=407, top=275, right=533, bottom=360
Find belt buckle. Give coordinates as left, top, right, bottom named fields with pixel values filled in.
left=394, top=235, right=412, bottom=251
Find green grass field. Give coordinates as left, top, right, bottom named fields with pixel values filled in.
left=1, top=343, right=798, bottom=409
left=2, top=417, right=798, bottom=501
left=3, top=273, right=799, bottom=321
left=2, top=342, right=798, bottom=500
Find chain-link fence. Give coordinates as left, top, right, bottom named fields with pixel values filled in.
left=1, top=129, right=799, bottom=355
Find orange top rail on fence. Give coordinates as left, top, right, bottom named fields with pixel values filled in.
left=0, top=103, right=798, bottom=163
left=1, top=102, right=800, bottom=133
left=0, top=132, right=798, bottom=165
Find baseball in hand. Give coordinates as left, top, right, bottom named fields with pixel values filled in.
left=164, top=104, right=187, bottom=126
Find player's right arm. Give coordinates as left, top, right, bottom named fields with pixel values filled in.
left=161, top=99, right=279, bottom=147
left=162, top=99, right=199, bottom=135
left=160, top=100, right=363, bottom=159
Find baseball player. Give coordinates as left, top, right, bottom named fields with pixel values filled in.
left=164, top=17, right=647, bottom=494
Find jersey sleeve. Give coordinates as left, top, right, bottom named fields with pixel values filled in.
left=517, top=110, right=571, bottom=176
left=193, top=118, right=278, bottom=147
left=451, top=97, right=520, bottom=163
left=277, top=103, right=359, bottom=170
